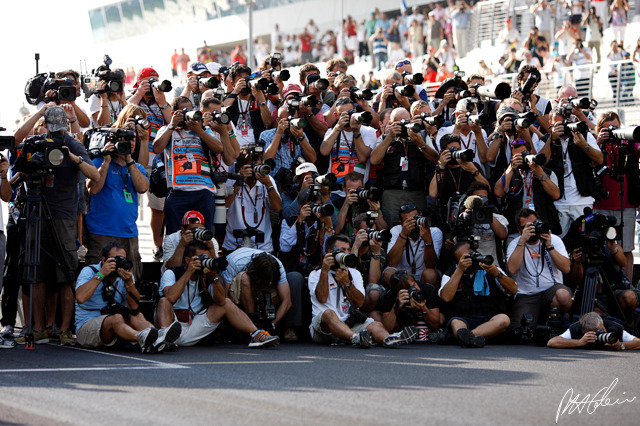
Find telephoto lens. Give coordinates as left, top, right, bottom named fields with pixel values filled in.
left=192, top=228, right=214, bottom=241
left=467, top=113, right=489, bottom=126
left=332, top=249, right=358, bottom=269
left=413, top=215, right=430, bottom=228
left=595, top=330, right=618, bottom=344
left=134, top=115, right=150, bottom=129
left=211, top=110, right=231, bottom=125
left=183, top=109, right=203, bottom=122
left=420, top=113, right=444, bottom=127
left=349, top=110, right=373, bottom=125
left=289, top=117, right=308, bottom=129
left=198, top=76, right=220, bottom=89
left=309, top=202, right=333, bottom=217
left=469, top=252, right=494, bottom=266
left=403, top=72, right=424, bottom=85
left=407, top=286, right=425, bottom=303
left=523, top=151, right=546, bottom=166
left=393, top=84, right=415, bottom=97
left=449, top=147, right=475, bottom=162
left=197, top=255, right=229, bottom=271
left=151, top=79, right=173, bottom=92
left=356, top=186, right=382, bottom=202
left=366, top=228, right=392, bottom=243
left=272, top=70, right=290, bottom=81
left=253, top=163, right=272, bottom=176
left=314, top=173, right=337, bottom=186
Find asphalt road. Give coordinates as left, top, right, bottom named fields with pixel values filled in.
left=0, top=341, right=638, bottom=426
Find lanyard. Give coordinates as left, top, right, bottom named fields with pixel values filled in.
left=114, top=163, right=129, bottom=191
left=240, top=184, right=266, bottom=228
left=447, top=167, right=462, bottom=195
left=333, top=131, right=356, bottom=161
left=404, top=238, right=419, bottom=275
left=520, top=170, right=534, bottom=200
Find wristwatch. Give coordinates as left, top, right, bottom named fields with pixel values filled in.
left=621, top=343, right=626, bottom=351
left=418, top=145, right=427, bottom=152
left=75, top=157, right=84, bottom=166
left=547, top=246, right=555, bottom=252
left=496, top=272, right=504, bottom=279
left=424, top=242, right=434, bottom=248
left=260, top=101, right=267, bottom=107
left=93, top=273, right=104, bottom=281
left=160, top=103, right=170, bottom=110
left=539, top=174, right=548, bottom=182
left=168, top=124, right=176, bottom=131
left=371, top=253, right=382, bottom=260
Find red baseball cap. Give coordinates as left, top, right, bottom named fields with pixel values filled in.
left=134, top=67, right=159, bottom=88
left=182, top=210, right=205, bottom=226
left=282, top=83, right=303, bottom=99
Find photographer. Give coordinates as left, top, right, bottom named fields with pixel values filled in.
left=308, top=235, right=418, bottom=348
left=370, top=107, right=434, bottom=227
left=378, top=270, right=442, bottom=334
left=511, top=66, right=552, bottom=134
left=219, top=247, right=302, bottom=341
left=85, top=119, right=149, bottom=281
left=325, top=74, right=380, bottom=129
left=223, top=145, right=281, bottom=252
left=593, top=111, right=639, bottom=280
left=431, top=75, right=467, bottom=122
left=177, top=61, right=213, bottom=108
left=88, top=69, right=126, bottom=126
left=440, top=241, right=517, bottom=347
left=387, top=204, right=443, bottom=285
left=163, top=211, right=219, bottom=273
left=13, top=106, right=99, bottom=346
left=494, top=140, right=561, bottom=239
left=566, top=40, right=593, bottom=97
left=54, top=69, right=91, bottom=129
left=75, top=242, right=176, bottom=352
left=463, top=182, right=508, bottom=261
left=548, top=312, right=640, bottom=350
left=223, top=64, right=271, bottom=146
left=153, top=96, right=223, bottom=235
left=506, top=208, right=572, bottom=328
left=556, top=85, right=596, bottom=130
left=374, top=69, right=412, bottom=112
left=200, top=96, right=239, bottom=169
left=128, top=67, right=172, bottom=260
left=547, top=106, right=603, bottom=237
left=334, top=172, right=386, bottom=236
left=0, top=155, right=11, bottom=348
left=156, top=241, right=279, bottom=348
left=350, top=213, right=387, bottom=314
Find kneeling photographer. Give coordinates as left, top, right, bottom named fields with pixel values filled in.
left=84, top=121, right=149, bottom=281
left=156, top=241, right=279, bottom=348
left=75, top=242, right=176, bottom=352
left=163, top=210, right=219, bottom=273
left=219, top=247, right=303, bottom=342
left=440, top=241, right=517, bottom=347
left=548, top=311, right=640, bottom=350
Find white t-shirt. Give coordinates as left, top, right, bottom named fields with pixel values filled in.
left=232, top=99, right=258, bottom=147
left=88, top=95, right=123, bottom=127
left=506, top=235, right=569, bottom=295
left=162, top=229, right=220, bottom=274
left=473, top=213, right=509, bottom=262
left=223, top=177, right=279, bottom=252
left=554, top=133, right=600, bottom=207
left=308, top=267, right=365, bottom=330
left=559, top=328, right=636, bottom=342
left=388, top=224, right=443, bottom=280
left=436, top=125, right=488, bottom=173
left=572, top=47, right=592, bottom=80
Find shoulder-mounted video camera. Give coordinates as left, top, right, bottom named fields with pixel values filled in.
left=13, top=134, right=69, bottom=176
left=82, top=55, right=124, bottom=100
left=84, top=127, right=135, bottom=159
left=24, top=73, right=76, bottom=105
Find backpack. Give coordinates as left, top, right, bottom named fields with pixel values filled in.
left=149, top=152, right=168, bottom=198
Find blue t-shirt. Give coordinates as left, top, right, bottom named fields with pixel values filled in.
left=159, top=269, right=206, bottom=313
left=219, top=247, right=287, bottom=286
left=86, top=158, right=147, bottom=238
left=75, top=263, right=127, bottom=330
left=259, top=128, right=308, bottom=179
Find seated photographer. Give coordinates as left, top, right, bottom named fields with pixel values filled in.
left=334, top=172, right=386, bottom=236
left=494, top=141, right=561, bottom=241
left=88, top=70, right=127, bottom=126
left=308, top=235, right=418, bottom=348
left=548, top=311, right=640, bottom=350
left=370, top=107, right=433, bottom=228
left=163, top=211, right=219, bottom=273
left=463, top=182, right=508, bottom=262
left=440, top=241, right=517, bottom=347
left=156, top=241, right=279, bottom=348
left=280, top=188, right=336, bottom=277
left=223, top=145, right=281, bottom=252
left=222, top=64, right=271, bottom=147
left=219, top=247, right=303, bottom=340
left=153, top=96, right=224, bottom=235
left=85, top=120, right=149, bottom=281
left=593, top=111, right=639, bottom=281
left=507, top=208, right=572, bottom=329
left=14, top=106, right=99, bottom=346
left=547, top=106, right=603, bottom=237
left=350, top=213, right=388, bottom=314
left=377, top=270, right=442, bottom=334
left=75, top=242, right=178, bottom=352
left=387, top=204, right=443, bottom=285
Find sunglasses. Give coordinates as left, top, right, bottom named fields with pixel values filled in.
left=395, top=60, right=411, bottom=68
left=335, top=98, right=352, bottom=106
left=400, top=203, right=417, bottom=213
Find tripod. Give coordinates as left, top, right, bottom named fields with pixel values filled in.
left=18, top=176, right=72, bottom=349
left=577, top=261, right=627, bottom=322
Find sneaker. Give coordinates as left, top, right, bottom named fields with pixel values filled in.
left=136, top=327, right=159, bottom=353
left=0, top=325, right=14, bottom=338
left=283, top=328, right=299, bottom=343
left=352, top=330, right=372, bottom=348
left=0, top=336, right=15, bottom=349
left=152, top=247, right=163, bottom=262
left=77, top=245, right=88, bottom=261
left=46, top=324, right=61, bottom=339
left=426, top=328, right=447, bottom=344
left=15, top=329, right=49, bottom=344
left=456, top=327, right=486, bottom=348
left=59, top=329, right=75, bottom=346
left=383, top=326, right=418, bottom=348
left=248, top=330, right=280, bottom=348
left=153, top=321, right=182, bottom=353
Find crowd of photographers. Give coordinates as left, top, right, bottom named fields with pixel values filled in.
left=1, top=44, right=640, bottom=353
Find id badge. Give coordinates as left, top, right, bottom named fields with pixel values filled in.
left=123, top=190, right=134, bottom=203
left=45, top=175, right=54, bottom=188
left=240, top=124, right=249, bottom=136
left=400, top=156, right=409, bottom=171
left=340, top=301, right=349, bottom=315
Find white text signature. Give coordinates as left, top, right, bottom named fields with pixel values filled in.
left=556, top=378, right=637, bottom=423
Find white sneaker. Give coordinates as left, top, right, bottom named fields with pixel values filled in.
left=136, top=328, right=158, bottom=353
left=0, top=336, right=15, bottom=349
left=153, top=321, right=182, bottom=352
left=0, top=325, right=14, bottom=338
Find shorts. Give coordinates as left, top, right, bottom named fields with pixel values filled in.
left=614, top=288, right=640, bottom=306
left=227, top=271, right=277, bottom=305
left=77, top=315, right=118, bottom=348
left=77, top=179, right=87, bottom=215
left=147, top=191, right=166, bottom=211
left=593, top=208, right=636, bottom=252
left=365, top=283, right=385, bottom=296
left=446, top=315, right=491, bottom=332
left=175, top=312, right=220, bottom=346
left=310, top=311, right=375, bottom=344
left=510, top=284, right=573, bottom=328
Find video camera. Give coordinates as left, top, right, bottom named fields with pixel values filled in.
left=13, top=134, right=69, bottom=176
left=84, top=127, right=135, bottom=159
left=42, top=74, right=77, bottom=104
left=82, top=55, right=124, bottom=100
left=0, top=127, right=14, bottom=150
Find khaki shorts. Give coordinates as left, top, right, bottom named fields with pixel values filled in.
left=310, top=311, right=375, bottom=344
left=77, top=315, right=118, bottom=348
left=175, top=312, right=220, bottom=347
left=228, top=272, right=277, bottom=305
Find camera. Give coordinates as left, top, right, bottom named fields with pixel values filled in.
left=366, top=228, right=392, bottom=243
left=313, top=172, right=336, bottom=186
left=448, top=146, right=474, bottom=163
left=413, top=214, right=433, bottom=228
left=306, top=184, right=322, bottom=203
left=147, top=78, right=173, bottom=96
left=100, top=282, right=130, bottom=319
left=112, top=255, right=134, bottom=272
left=133, top=115, right=150, bottom=130
left=192, top=228, right=214, bottom=241
left=347, top=109, right=373, bottom=126
left=289, top=117, right=307, bottom=130
left=532, top=307, right=564, bottom=346
left=406, top=286, right=425, bottom=303
left=419, top=113, right=444, bottom=127
left=348, top=86, right=373, bottom=102
left=595, top=329, right=618, bottom=345
left=561, top=120, right=589, bottom=138
left=271, top=69, right=290, bottom=82
left=233, top=228, right=265, bottom=247
left=465, top=113, right=489, bottom=126
left=0, top=127, right=14, bottom=150
left=575, top=207, right=617, bottom=264
left=511, top=313, right=534, bottom=343
left=561, top=97, right=592, bottom=117
left=593, top=165, right=611, bottom=200
left=183, top=108, right=203, bottom=123
left=468, top=251, right=494, bottom=270
left=210, top=109, right=231, bottom=125
left=344, top=305, right=368, bottom=327
left=461, top=195, right=493, bottom=225
left=532, top=219, right=549, bottom=237
left=82, top=55, right=124, bottom=99
left=398, top=119, right=424, bottom=137
left=356, top=186, right=382, bottom=203
left=84, top=127, right=135, bottom=159
left=242, top=73, right=270, bottom=94
left=606, top=125, right=640, bottom=142
left=300, top=94, right=320, bottom=107
left=515, top=112, right=535, bottom=129
left=306, top=74, right=329, bottom=91
left=13, top=134, right=69, bottom=175
left=391, top=82, right=415, bottom=97
left=475, top=81, right=511, bottom=100
left=252, top=162, right=272, bottom=176
left=521, top=150, right=546, bottom=167
left=263, top=292, right=276, bottom=321
left=332, top=248, right=358, bottom=270
left=198, top=75, right=220, bottom=89
left=210, top=87, right=226, bottom=100
left=309, top=202, right=333, bottom=217
left=454, top=87, right=472, bottom=98
left=402, top=71, right=424, bottom=85
left=196, top=254, right=229, bottom=271
left=43, top=75, right=77, bottom=103
left=518, top=73, right=539, bottom=99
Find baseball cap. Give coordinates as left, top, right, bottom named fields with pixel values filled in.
left=295, top=162, right=318, bottom=178
left=44, top=106, right=69, bottom=133
left=182, top=210, right=205, bottom=226
left=206, top=62, right=222, bottom=75
left=282, top=83, right=303, bottom=99
left=455, top=98, right=473, bottom=113
left=134, top=67, right=159, bottom=88
left=188, top=61, right=208, bottom=75
left=497, top=105, right=519, bottom=122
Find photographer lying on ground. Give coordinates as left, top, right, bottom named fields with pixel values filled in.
left=548, top=311, right=640, bottom=350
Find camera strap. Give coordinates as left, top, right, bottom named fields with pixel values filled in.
left=240, top=184, right=266, bottom=227
left=114, top=162, right=131, bottom=194
left=543, top=248, right=557, bottom=286
left=447, top=167, right=462, bottom=195
left=523, top=243, right=545, bottom=286
left=404, top=239, right=419, bottom=275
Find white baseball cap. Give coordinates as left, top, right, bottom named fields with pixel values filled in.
left=295, top=162, right=318, bottom=178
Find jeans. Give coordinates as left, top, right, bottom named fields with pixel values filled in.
left=164, top=189, right=215, bottom=235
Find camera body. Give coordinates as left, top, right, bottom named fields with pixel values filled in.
left=468, top=251, right=494, bottom=271
left=355, top=186, right=382, bottom=203
left=82, top=55, right=124, bottom=99
left=346, top=109, right=373, bottom=126
left=398, top=119, right=424, bottom=138
left=14, top=134, right=69, bottom=175
left=233, top=228, right=265, bottom=246
left=402, top=71, right=424, bottom=85
left=85, top=127, right=135, bottom=159
left=595, top=329, right=618, bottom=345
left=391, top=82, right=415, bottom=98
left=532, top=219, right=550, bottom=237
left=448, top=146, right=474, bottom=164
left=348, top=86, right=373, bottom=102
left=518, top=73, right=539, bottom=99
left=43, top=75, right=77, bottom=103
left=420, top=112, right=444, bottom=128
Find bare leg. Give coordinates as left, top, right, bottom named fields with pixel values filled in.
left=60, top=283, right=75, bottom=331
left=207, top=298, right=257, bottom=334
left=239, top=274, right=255, bottom=313
left=472, top=314, right=510, bottom=338
left=150, top=208, right=164, bottom=249
left=365, top=320, right=390, bottom=343
left=450, top=318, right=467, bottom=343
left=101, top=313, right=143, bottom=343
left=550, top=289, right=572, bottom=313
left=31, top=283, right=46, bottom=331
left=155, top=297, right=175, bottom=328
left=362, top=290, right=380, bottom=313
left=127, top=312, right=154, bottom=331
left=624, top=251, right=634, bottom=282
left=320, top=309, right=357, bottom=341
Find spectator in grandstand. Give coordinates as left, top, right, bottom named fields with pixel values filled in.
left=519, top=50, right=541, bottom=70
left=300, top=28, right=314, bottom=64
left=436, top=39, right=457, bottom=73
left=501, top=47, right=521, bottom=74
left=230, top=44, right=247, bottom=65
left=370, top=27, right=389, bottom=71
left=583, top=7, right=604, bottom=63
left=497, top=18, right=521, bottom=54
left=426, top=13, right=444, bottom=51
left=610, top=0, right=629, bottom=45
left=450, top=1, right=471, bottom=58
left=567, top=40, right=593, bottom=97
left=408, top=20, right=424, bottom=60
left=531, top=1, right=555, bottom=44
left=177, top=48, right=190, bottom=82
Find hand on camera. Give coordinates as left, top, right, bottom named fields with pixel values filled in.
left=321, top=252, right=335, bottom=272
left=117, top=267, right=133, bottom=284
left=297, top=204, right=312, bottom=223
left=458, top=253, right=473, bottom=272
left=233, top=79, right=247, bottom=95
left=369, top=237, right=382, bottom=255
left=579, top=331, right=597, bottom=346
left=187, top=256, right=202, bottom=274
left=572, top=248, right=583, bottom=263
left=100, top=257, right=117, bottom=277
left=152, top=84, right=167, bottom=105
left=300, top=174, right=313, bottom=191
left=186, top=119, right=202, bottom=133
left=572, top=131, right=587, bottom=148
left=397, top=289, right=410, bottom=306
left=352, top=229, right=368, bottom=250
left=335, top=112, right=350, bottom=131
left=170, top=110, right=184, bottom=128
left=437, top=149, right=451, bottom=168
left=510, top=153, right=524, bottom=169
left=519, top=222, right=536, bottom=244
left=596, top=128, right=610, bottom=145
left=480, top=263, right=500, bottom=276
left=0, top=156, right=10, bottom=179
left=335, top=268, right=350, bottom=286
left=180, top=229, right=195, bottom=246
left=550, top=122, right=564, bottom=141
left=256, top=171, right=271, bottom=185
left=97, top=80, right=108, bottom=99
left=454, top=114, right=468, bottom=131
left=400, top=216, right=416, bottom=239
left=344, top=188, right=359, bottom=206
